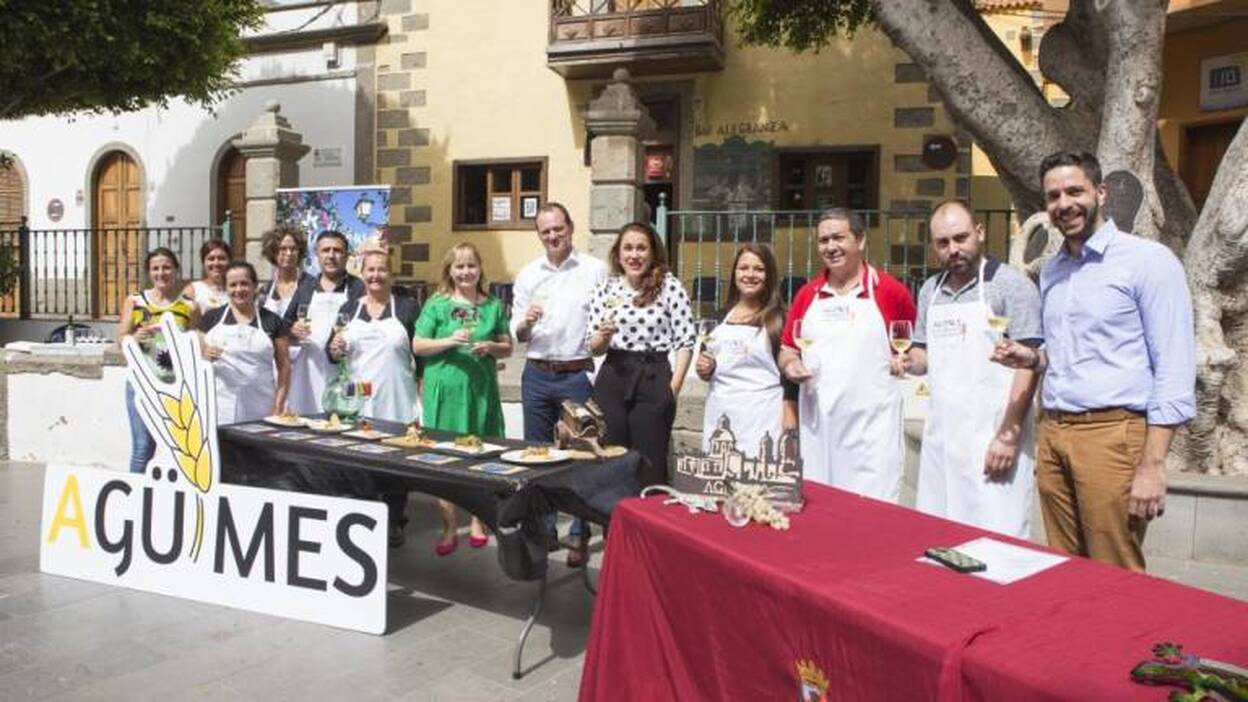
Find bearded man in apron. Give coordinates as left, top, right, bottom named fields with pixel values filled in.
left=897, top=201, right=1042, bottom=537
left=282, top=230, right=365, bottom=414
left=778, top=209, right=916, bottom=502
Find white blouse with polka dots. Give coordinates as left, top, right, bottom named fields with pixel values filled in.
left=587, top=273, right=696, bottom=353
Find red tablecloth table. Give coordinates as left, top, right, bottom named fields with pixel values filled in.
left=579, top=483, right=1248, bottom=701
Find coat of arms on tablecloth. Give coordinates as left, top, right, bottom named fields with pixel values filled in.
left=796, top=659, right=829, bottom=701
left=672, top=415, right=803, bottom=509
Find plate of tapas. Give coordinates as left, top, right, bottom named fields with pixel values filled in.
left=432, top=434, right=507, bottom=456
left=382, top=424, right=437, bottom=449
left=343, top=419, right=397, bottom=441
left=264, top=410, right=307, bottom=427
left=306, top=414, right=353, bottom=433
left=500, top=446, right=571, bottom=465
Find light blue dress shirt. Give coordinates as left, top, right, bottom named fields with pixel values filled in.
left=1040, top=219, right=1196, bottom=425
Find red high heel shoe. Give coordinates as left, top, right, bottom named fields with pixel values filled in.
left=469, top=533, right=488, bottom=548
left=434, top=535, right=458, bottom=556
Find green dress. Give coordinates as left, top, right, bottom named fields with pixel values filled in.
left=415, top=293, right=507, bottom=437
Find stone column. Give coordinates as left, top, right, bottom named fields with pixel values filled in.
left=584, top=68, right=655, bottom=261
left=232, top=101, right=310, bottom=275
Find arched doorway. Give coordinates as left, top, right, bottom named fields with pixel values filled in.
left=215, top=145, right=247, bottom=253
left=93, top=149, right=144, bottom=318
left=0, top=155, right=26, bottom=317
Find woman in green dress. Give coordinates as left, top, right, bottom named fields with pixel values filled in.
left=412, top=242, right=513, bottom=555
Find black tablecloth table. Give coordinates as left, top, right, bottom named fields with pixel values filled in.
left=218, top=416, right=644, bottom=678
left=219, top=416, right=642, bottom=581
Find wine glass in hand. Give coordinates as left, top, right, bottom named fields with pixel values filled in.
left=889, top=320, right=914, bottom=377
left=696, top=319, right=718, bottom=357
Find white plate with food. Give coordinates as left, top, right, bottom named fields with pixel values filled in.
left=433, top=436, right=507, bottom=456
left=500, top=447, right=571, bottom=465
left=264, top=413, right=307, bottom=427
left=343, top=422, right=397, bottom=441
left=306, top=416, right=354, bottom=433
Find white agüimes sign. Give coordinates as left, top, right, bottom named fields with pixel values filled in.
left=40, top=315, right=389, bottom=634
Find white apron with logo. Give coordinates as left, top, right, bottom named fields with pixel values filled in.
left=262, top=280, right=303, bottom=369
left=798, top=267, right=904, bottom=501
left=343, top=296, right=419, bottom=423
left=702, top=322, right=785, bottom=458
left=206, top=305, right=275, bottom=424
left=916, top=261, right=1035, bottom=537
left=286, top=286, right=347, bottom=414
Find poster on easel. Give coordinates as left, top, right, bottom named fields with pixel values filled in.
left=276, top=185, right=392, bottom=276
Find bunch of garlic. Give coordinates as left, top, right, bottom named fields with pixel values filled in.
left=726, top=484, right=790, bottom=530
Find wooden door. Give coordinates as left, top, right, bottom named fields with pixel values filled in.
left=94, top=151, right=143, bottom=318
left=1183, top=118, right=1243, bottom=211
left=0, top=159, right=24, bottom=317
left=216, top=147, right=247, bottom=253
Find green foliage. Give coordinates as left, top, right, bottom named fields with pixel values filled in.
left=726, top=0, right=876, bottom=51
left=0, top=0, right=265, bottom=120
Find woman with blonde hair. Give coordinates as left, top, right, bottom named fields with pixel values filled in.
left=412, top=242, right=512, bottom=555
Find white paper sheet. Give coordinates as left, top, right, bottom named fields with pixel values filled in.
left=919, top=536, right=1069, bottom=585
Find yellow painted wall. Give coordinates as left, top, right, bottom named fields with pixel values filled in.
left=375, top=6, right=1015, bottom=283
left=1157, top=18, right=1248, bottom=172
left=373, top=1, right=594, bottom=284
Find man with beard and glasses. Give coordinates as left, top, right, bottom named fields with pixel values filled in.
left=992, top=151, right=1195, bottom=571
left=896, top=200, right=1042, bottom=537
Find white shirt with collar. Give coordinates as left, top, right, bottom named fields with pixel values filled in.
left=510, top=250, right=607, bottom=361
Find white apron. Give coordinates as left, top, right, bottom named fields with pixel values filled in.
left=343, top=296, right=419, bottom=423
left=916, top=261, right=1035, bottom=537
left=798, top=267, right=904, bottom=501
left=286, top=286, right=347, bottom=414
left=206, top=305, right=275, bottom=424
left=262, top=280, right=303, bottom=368
left=702, top=323, right=785, bottom=459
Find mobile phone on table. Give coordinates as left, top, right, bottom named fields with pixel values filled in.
left=925, top=547, right=987, bottom=573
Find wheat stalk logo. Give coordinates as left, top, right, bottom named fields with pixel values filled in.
left=122, top=313, right=219, bottom=562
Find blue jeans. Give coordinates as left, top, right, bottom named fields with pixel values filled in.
left=126, top=382, right=156, bottom=474
left=522, top=363, right=592, bottom=539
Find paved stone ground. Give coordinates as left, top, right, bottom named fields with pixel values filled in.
left=3, top=460, right=1246, bottom=701
left=0, top=462, right=595, bottom=702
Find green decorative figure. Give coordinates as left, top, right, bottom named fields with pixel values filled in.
left=1130, top=643, right=1248, bottom=701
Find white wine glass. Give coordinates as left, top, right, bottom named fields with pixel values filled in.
left=530, top=291, right=549, bottom=336
left=987, top=314, right=1010, bottom=340
left=890, top=320, right=914, bottom=378
left=696, top=318, right=718, bottom=357
left=458, top=305, right=480, bottom=352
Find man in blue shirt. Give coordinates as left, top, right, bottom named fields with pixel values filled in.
left=993, top=151, right=1196, bottom=571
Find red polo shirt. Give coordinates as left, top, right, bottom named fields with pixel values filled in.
left=781, top=265, right=917, bottom=349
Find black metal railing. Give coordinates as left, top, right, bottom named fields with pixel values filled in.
left=2, top=217, right=228, bottom=320
left=654, top=202, right=1017, bottom=316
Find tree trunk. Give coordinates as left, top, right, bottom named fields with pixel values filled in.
left=869, top=0, right=1240, bottom=474
left=1183, top=119, right=1248, bottom=476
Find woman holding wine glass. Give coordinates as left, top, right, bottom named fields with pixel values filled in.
left=694, top=243, right=797, bottom=456
left=258, top=227, right=315, bottom=318
left=587, top=222, right=695, bottom=486
left=777, top=209, right=916, bottom=501
left=412, top=242, right=512, bottom=554
left=328, top=247, right=422, bottom=548
left=199, top=261, right=291, bottom=424
left=117, top=248, right=199, bottom=473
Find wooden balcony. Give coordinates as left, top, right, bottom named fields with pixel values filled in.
left=548, top=1, right=725, bottom=79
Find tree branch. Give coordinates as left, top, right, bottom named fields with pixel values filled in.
left=1093, top=0, right=1169, bottom=239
